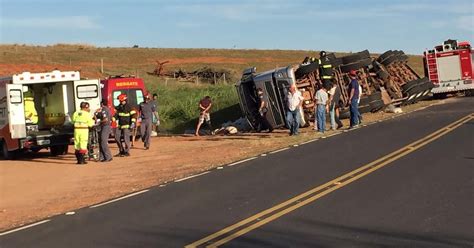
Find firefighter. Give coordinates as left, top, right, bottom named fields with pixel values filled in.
left=72, top=102, right=95, bottom=165
left=139, top=93, right=157, bottom=150
left=318, top=51, right=334, bottom=88
left=23, top=88, right=38, bottom=124
left=113, top=94, right=137, bottom=157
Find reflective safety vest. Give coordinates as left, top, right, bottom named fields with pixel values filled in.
left=113, top=103, right=137, bottom=129
left=24, top=96, right=39, bottom=124
left=72, top=110, right=94, bottom=129
left=319, top=58, right=333, bottom=80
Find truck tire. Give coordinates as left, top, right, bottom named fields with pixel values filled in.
left=339, top=108, right=350, bottom=119
left=369, top=99, right=385, bottom=112
left=359, top=104, right=372, bottom=114
left=50, top=145, right=69, bottom=156
left=330, top=57, right=343, bottom=67
left=368, top=92, right=382, bottom=102
left=341, top=53, right=363, bottom=65
left=378, top=50, right=394, bottom=62
left=376, top=70, right=390, bottom=80
left=359, top=95, right=371, bottom=106
left=295, top=62, right=319, bottom=79
left=401, top=79, right=420, bottom=92
left=340, top=61, right=363, bottom=73
left=1, top=140, right=15, bottom=160
left=380, top=55, right=398, bottom=66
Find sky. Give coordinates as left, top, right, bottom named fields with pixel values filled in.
left=0, top=0, right=473, bottom=54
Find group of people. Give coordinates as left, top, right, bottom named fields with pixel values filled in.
left=71, top=93, right=159, bottom=165
left=284, top=51, right=362, bottom=136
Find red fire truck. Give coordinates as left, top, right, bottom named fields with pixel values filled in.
left=424, top=39, right=474, bottom=96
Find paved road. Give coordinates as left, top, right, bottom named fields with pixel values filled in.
left=1, top=98, right=473, bottom=248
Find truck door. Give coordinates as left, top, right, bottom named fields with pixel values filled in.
left=74, top=79, right=101, bottom=113
left=6, top=84, right=26, bottom=139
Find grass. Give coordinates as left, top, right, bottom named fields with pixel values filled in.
left=0, top=44, right=426, bottom=133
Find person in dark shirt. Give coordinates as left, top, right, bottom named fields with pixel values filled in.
left=113, top=94, right=137, bottom=157
left=139, top=94, right=157, bottom=150
left=195, top=96, right=213, bottom=136
left=348, top=70, right=360, bottom=128
left=255, top=88, right=273, bottom=133
left=95, top=99, right=113, bottom=162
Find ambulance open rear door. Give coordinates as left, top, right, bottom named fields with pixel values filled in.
left=6, top=84, right=26, bottom=139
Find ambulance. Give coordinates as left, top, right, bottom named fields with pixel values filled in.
left=0, top=70, right=101, bottom=159
left=424, top=39, right=474, bottom=96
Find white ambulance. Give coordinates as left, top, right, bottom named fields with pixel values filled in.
left=0, top=70, right=101, bottom=159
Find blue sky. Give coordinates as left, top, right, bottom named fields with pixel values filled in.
left=0, top=0, right=472, bottom=54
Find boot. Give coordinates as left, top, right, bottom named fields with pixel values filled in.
left=81, top=153, right=88, bottom=164
left=75, top=151, right=81, bottom=164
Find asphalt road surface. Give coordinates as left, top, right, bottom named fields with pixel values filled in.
left=1, top=97, right=473, bottom=248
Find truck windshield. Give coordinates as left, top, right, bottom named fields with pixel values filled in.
left=113, top=89, right=144, bottom=108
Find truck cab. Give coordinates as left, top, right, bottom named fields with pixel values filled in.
left=236, top=66, right=296, bottom=129
left=0, top=70, right=101, bottom=159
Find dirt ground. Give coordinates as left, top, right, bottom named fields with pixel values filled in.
left=0, top=100, right=441, bottom=231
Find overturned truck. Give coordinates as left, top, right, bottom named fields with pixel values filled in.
left=236, top=49, right=434, bottom=130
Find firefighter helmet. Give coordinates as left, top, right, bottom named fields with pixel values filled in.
left=117, top=94, right=127, bottom=102
left=320, top=51, right=326, bottom=57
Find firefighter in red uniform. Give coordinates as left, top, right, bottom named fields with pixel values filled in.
left=113, top=94, right=137, bottom=157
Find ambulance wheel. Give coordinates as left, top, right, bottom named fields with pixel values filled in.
left=1, top=140, right=15, bottom=160
left=50, top=145, right=68, bottom=156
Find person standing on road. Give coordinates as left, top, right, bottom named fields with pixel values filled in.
left=328, top=83, right=344, bottom=130
left=113, top=94, right=137, bottom=157
left=139, top=93, right=157, bottom=150
left=72, top=102, right=95, bottom=165
left=95, top=99, right=113, bottom=162
left=195, top=96, right=213, bottom=136
left=256, top=88, right=274, bottom=133
left=286, top=84, right=304, bottom=136
left=151, top=93, right=160, bottom=133
left=348, top=70, right=360, bottom=128
left=315, top=85, right=329, bottom=133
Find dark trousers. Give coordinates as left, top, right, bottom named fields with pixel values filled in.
left=115, top=128, right=131, bottom=154
left=256, top=112, right=273, bottom=132
left=99, top=125, right=112, bottom=160
left=140, top=119, right=152, bottom=148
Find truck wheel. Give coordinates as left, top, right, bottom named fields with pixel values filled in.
left=1, top=140, right=15, bottom=160
left=377, top=50, right=394, bottom=62
left=295, top=62, right=319, bottom=79
left=380, top=55, right=398, bottom=66
left=50, top=145, right=68, bottom=156
left=369, top=99, right=385, bottom=112
left=368, top=92, right=382, bottom=102
left=341, top=53, right=363, bottom=65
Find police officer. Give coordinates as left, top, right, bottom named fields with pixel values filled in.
left=139, top=93, right=157, bottom=150
left=95, top=99, right=113, bottom=162
left=318, top=51, right=334, bottom=88
left=72, top=102, right=95, bottom=164
left=113, top=94, right=137, bottom=157
left=255, top=88, right=273, bottom=133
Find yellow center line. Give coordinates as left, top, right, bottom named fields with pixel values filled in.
left=186, top=114, right=473, bottom=248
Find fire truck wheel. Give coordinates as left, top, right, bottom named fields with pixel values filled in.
left=1, top=140, right=15, bottom=160
left=50, top=145, right=68, bottom=156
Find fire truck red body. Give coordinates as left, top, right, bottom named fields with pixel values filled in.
left=424, top=39, right=474, bottom=96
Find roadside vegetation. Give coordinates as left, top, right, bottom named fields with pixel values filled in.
left=0, top=44, right=425, bottom=133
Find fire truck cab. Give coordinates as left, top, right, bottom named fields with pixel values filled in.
left=100, top=76, right=148, bottom=128
left=0, top=70, right=101, bottom=159
left=424, top=39, right=474, bottom=96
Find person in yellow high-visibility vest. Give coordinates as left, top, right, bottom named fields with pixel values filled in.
left=72, top=102, right=95, bottom=165
left=24, top=89, right=38, bottom=124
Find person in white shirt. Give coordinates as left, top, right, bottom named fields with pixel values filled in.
left=315, top=86, right=329, bottom=133
left=286, top=84, right=304, bottom=136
